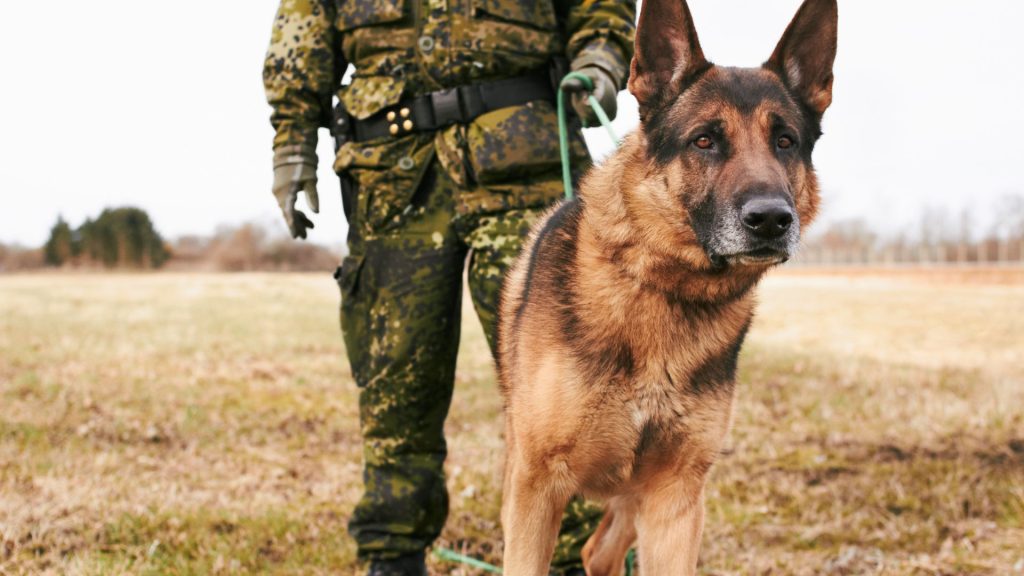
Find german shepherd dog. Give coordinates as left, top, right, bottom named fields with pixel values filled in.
left=497, top=0, right=837, bottom=573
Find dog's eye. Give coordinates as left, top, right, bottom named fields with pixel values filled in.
left=694, top=136, right=714, bottom=150
left=777, top=136, right=795, bottom=150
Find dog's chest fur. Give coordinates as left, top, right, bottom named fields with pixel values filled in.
left=588, top=274, right=755, bottom=395
left=584, top=287, right=754, bottom=487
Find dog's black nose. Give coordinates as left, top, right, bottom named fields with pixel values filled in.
left=741, top=198, right=794, bottom=239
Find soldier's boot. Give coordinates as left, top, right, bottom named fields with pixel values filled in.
left=366, top=552, right=427, bottom=576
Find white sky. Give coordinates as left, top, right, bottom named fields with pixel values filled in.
left=1, top=1, right=1023, bottom=247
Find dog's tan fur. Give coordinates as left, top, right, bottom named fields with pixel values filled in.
left=498, top=0, right=837, bottom=573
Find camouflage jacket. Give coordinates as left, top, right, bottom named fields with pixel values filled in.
left=264, top=0, right=635, bottom=222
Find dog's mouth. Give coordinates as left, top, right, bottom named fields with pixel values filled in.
left=711, top=247, right=789, bottom=269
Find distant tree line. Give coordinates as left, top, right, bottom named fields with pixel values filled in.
left=167, top=223, right=340, bottom=272
left=1, top=210, right=341, bottom=273
left=42, top=207, right=169, bottom=269
left=795, top=194, right=1024, bottom=266
left=5, top=197, right=1023, bottom=273
left=0, top=243, right=42, bottom=272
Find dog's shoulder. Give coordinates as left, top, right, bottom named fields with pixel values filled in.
left=503, top=198, right=583, bottom=318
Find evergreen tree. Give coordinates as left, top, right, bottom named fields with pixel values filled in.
left=81, top=207, right=169, bottom=268
left=42, top=217, right=74, bottom=266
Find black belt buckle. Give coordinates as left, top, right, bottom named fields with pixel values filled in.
left=430, top=88, right=463, bottom=128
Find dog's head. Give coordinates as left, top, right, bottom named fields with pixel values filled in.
left=626, top=0, right=837, bottom=270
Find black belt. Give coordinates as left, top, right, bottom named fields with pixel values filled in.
left=339, top=68, right=557, bottom=143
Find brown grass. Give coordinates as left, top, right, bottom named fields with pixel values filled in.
left=0, top=269, right=1021, bottom=575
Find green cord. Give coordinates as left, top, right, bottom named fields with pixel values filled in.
left=432, top=545, right=636, bottom=574
left=587, top=94, right=619, bottom=144
left=557, top=71, right=621, bottom=200
left=556, top=73, right=580, bottom=200
left=432, top=548, right=503, bottom=573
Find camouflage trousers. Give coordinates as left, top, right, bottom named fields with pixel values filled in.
left=335, top=161, right=601, bottom=570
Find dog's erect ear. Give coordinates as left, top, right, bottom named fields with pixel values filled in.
left=628, top=0, right=709, bottom=118
left=765, top=0, right=838, bottom=117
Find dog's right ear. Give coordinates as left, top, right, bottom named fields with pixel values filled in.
left=628, top=0, right=710, bottom=119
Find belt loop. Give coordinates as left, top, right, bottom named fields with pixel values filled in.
left=412, top=98, right=436, bottom=131
left=459, top=84, right=486, bottom=122
left=430, top=88, right=461, bottom=128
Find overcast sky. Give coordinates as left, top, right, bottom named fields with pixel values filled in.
left=1, top=1, right=1023, bottom=247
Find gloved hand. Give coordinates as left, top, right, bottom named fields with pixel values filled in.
left=272, top=145, right=319, bottom=240
left=562, top=65, right=619, bottom=128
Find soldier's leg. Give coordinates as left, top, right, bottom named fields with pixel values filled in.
left=340, top=166, right=467, bottom=561
left=462, top=206, right=604, bottom=575
left=462, top=208, right=541, bottom=353
left=550, top=498, right=605, bottom=575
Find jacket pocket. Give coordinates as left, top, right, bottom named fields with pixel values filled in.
left=335, top=0, right=406, bottom=30
left=336, top=254, right=369, bottom=386
left=471, top=0, right=556, bottom=30
left=339, top=75, right=407, bottom=120
left=466, top=100, right=586, bottom=185
left=334, top=135, right=435, bottom=234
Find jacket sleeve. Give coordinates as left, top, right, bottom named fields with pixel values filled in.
left=561, top=0, right=636, bottom=87
left=263, top=0, right=344, bottom=152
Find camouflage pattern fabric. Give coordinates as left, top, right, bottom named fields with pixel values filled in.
left=337, top=161, right=602, bottom=568
left=264, top=0, right=340, bottom=150
left=263, top=0, right=636, bottom=170
left=265, top=0, right=635, bottom=568
left=552, top=497, right=603, bottom=573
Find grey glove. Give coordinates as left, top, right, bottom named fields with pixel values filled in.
left=272, top=145, right=319, bottom=240
left=562, top=65, right=619, bottom=128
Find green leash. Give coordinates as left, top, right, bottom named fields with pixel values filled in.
left=432, top=548, right=503, bottom=573
left=433, top=547, right=635, bottom=575
left=433, top=72, right=629, bottom=576
left=557, top=71, right=621, bottom=199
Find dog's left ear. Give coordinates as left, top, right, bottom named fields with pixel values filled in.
left=765, top=0, right=838, bottom=117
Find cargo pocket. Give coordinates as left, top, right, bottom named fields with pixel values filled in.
left=336, top=254, right=369, bottom=387
left=466, top=100, right=586, bottom=185
left=335, top=254, right=364, bottom=299
left=471, top=0, right=556, bottom=30
left=334, top=135, right=435, bottom=235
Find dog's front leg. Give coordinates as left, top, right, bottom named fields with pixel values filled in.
left=635, top=478, right=707, bottom=575
left=501, top=454, right=571, bottom=576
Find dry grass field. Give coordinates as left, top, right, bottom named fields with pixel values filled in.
left=1, top=269, right=1022, bottom=575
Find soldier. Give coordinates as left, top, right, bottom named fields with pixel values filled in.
left=264, top=0, right=634, bottom=573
